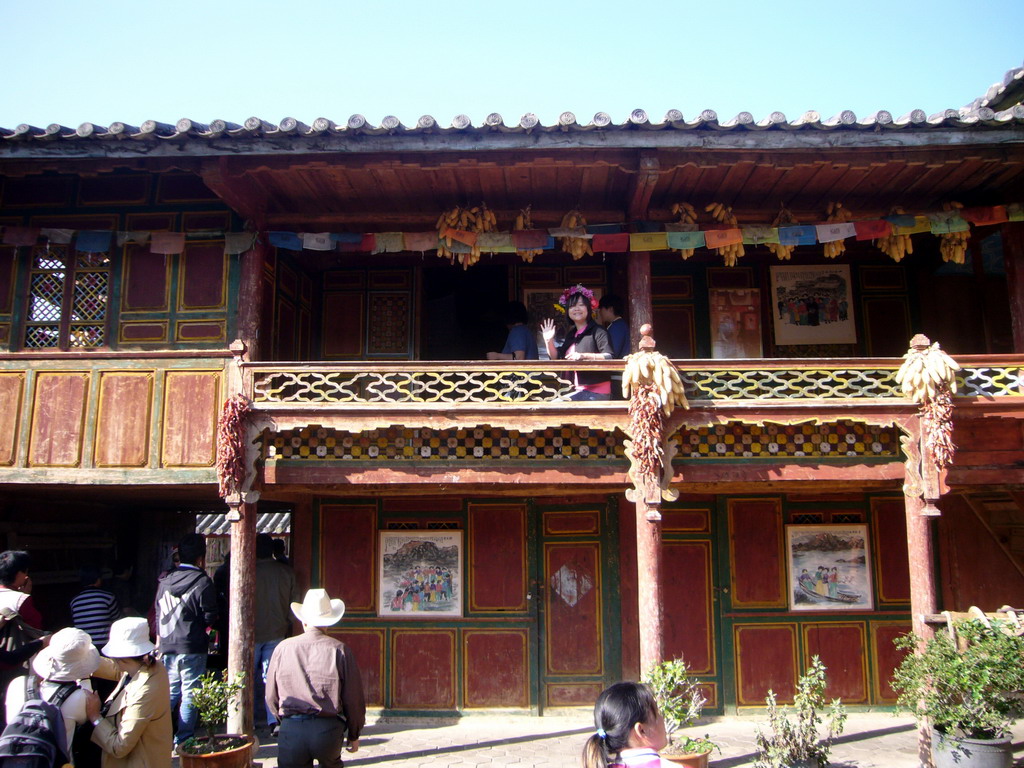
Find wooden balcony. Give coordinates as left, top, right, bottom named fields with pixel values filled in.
left=244, top=356, right=1024, bottom=494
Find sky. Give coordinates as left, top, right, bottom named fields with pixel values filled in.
left=0, top=0, right=1021, bottom=130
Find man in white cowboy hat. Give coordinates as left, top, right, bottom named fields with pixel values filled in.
left=265, top=588, right=365, bottom=768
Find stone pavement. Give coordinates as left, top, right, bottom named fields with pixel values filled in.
left=242, top=713, right=1024, bottom=767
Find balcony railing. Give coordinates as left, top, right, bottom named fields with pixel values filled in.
left=243, top=357, right=1024, bottom=407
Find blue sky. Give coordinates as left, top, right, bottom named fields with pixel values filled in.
left=0, top=0, right=1021, bottom=129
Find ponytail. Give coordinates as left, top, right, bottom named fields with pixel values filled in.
left=581, top=732, right=609, bottom=768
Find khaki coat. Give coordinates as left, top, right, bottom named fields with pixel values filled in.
left=91, top=657, right=173, bottom=768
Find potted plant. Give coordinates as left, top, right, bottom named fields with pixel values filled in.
left=892, top=617, right=1024, bottom=768
left=754, top=656, right=846, bottom=768
left=176, top=671, right=254, bottom=768
left=642, top=658, right=719, bottom=767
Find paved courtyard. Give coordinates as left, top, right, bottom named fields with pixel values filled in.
left=241, top=713, right=1024, bottom=767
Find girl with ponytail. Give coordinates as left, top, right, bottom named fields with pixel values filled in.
left=581, top=682, right=673, bottom=767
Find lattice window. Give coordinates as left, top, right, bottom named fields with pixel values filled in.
left=24, top=245, right=110, bottom=349
left=791, top=513, right=825, bottom=524
left=831, top=512, right=864, bottom=524
left=426, top=521, right=461, bottom=530
left=386, top=521, right=421, bottom=530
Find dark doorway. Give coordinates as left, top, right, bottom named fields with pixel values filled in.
left=421, top=264, right=509, bottom=360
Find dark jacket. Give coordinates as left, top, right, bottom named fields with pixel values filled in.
left=154, top=565, right=218, bottom=654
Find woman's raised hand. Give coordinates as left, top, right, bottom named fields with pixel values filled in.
left=540, top=318, right=556, bottom=342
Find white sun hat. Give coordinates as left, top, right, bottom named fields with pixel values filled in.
left=290, top=588, right=345, bottom=627
left=101, top=617, right=156, bottom=658
left=32, top=628, right=101, bottom=682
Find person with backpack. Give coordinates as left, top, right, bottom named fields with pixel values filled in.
left=4, top=628, right=101, bottom=765
left=0, top=551, right=47, bottom=730
left=152, top=535, right=218, bottom=748
left=84, top=617, right=171, bottom=768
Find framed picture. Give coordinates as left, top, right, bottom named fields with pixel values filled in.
left=378, top=530, right=463, bottom=617
left=770, top=265, right=856, bottom=345
left=709, top=287, right=762, bottom=358
left=785, top=524, right=873, bottom=612
left=522, top=286, right=603, bottom=359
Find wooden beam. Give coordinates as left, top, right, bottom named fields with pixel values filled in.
left=200, top=158, right=268, bottom=223
left=627, top=152, right=661, bottom=220
left=226, top=501, right=257, bottom=736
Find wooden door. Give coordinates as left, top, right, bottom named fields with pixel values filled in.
left=536, top=502, right=619, bottom=710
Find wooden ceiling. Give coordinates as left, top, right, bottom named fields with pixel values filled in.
left=200, top=145, right=1024, bottom=231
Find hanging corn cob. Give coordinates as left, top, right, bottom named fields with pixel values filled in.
left=767, top=205, right=799, bottom=261
left=823, top=202, right=854, bottom=259
left=435, top=204, right=498, bottom=269
left=669, top=202, right=699, bottom=259
left=875, top=207, right=914, bottom=262
left=559, top=209, right=593, bottom=260
left=513, top=205, right=543, bottom=264
left=705, top=202, right=744, bottom=266
left=939, top=201, right=969, bottom=264
left=895, top=335, right=961, bottom=469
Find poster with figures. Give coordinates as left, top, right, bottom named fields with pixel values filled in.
left=378, top=531, right=462, bottom=617
left=770, top=265, right=856, bottom=345
left=786, top=524, right=873, bottom=612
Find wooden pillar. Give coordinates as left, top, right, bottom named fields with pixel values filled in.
left=1001, top=222, right=1024, bottom=353
left=627, top=252, right=653, bottom=356
left=236, top=235, right=268, bottom=362
left=636, top=496, right=664, bottom=675
left=226, top=501, right=257, bottom=735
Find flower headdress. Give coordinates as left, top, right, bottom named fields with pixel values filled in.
left=554, top=284, right=599, bottom=314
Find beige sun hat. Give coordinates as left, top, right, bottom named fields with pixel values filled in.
left=101, top=617, right=156, bottom=658
left=290, top=588, right=345, bottom=627
left=32, top=627, right=101, bottom=682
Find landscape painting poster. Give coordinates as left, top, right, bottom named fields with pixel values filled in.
left=785, top=524, right=873, bottom=612
left=378, top=531, right=462, bottom=617
left=770, top=265, right=856, bottom=345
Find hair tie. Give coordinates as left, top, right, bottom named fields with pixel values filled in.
left=595, top=728, right=607, bottom=739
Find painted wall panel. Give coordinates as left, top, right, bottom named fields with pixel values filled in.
left=469, top=504, right=527, bottom=611
left=871, top=622, right=911, bottom=703
left=871, top=498, right=911, bottom=604
left=663, top=541, right=714, bottom=674
left=179, top=243, right=227, bottom=310
left=29, top=372, right=88, bottom=467
left=321, top=505, right=376, bottom=612
left=334, top=630, right=384, bottom=707
left=546, top=683, right=603, bottom=707
left=161, top=371, right=219, bottom=467
left=122, top=247, right=169, bottom=311
left=463, top=630, right=529, bottom=708
left=0, top=373, right=24, bottom=465
left=802, top=623, right=868, bottom=703
left=94, top=372, right=153, bottom=467
left=544, top=511, right=600, bottom=535
left=322, top=292, right=364, bottom=358
left=729, top=499, right=785, bottom=608
left=734, top=624, right=797, bottom=705
left=391, top=630, right=456, bottom=710
left=545, top=543, right=602, bottom=675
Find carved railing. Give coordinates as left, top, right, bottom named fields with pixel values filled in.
left=243, top=357, right=1024, bottom=406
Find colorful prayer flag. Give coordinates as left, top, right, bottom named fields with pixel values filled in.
left=854, top=220, right=892, bottom=240
left=962, top=206, right=1008, bottom=226
left=3, top=226, right=41, bottom=247
left=268, top=231, right=303, bottom=251
left=815, top=223, right=855, bottom=243
left=150, top=232, right=186, bottom=254
left=301, top=232, right=334, bottom=251
left=371, top=233, right=405, bottom=254
left=704, top=229, right=743, bottom=249
left=742, top=226, right=780, bottom=245
left=628, top=233, right=668, bottom=251
left=666, top=231, right=706, bottom=250
left=591, top=233, right=629, bottom=252
left=75, top=230, right=112, bottom=252
left=778, top=226, right=817, bottom=246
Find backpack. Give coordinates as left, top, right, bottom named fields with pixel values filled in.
left=0, top=682, right=77, bottom=768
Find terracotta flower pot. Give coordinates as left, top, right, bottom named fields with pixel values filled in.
left=663, top=749, right=712, bottom=768
left=177, top=734, right=256, bottom=768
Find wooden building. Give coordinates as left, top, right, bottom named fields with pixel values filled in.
left=2, top=67, right=1024, bottom=721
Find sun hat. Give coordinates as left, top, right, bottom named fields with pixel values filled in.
left=101, top=617, right=156, bottom=658
left=290, top=588, right=345, bottom=627
left=32, top=627, right=101, bottom=682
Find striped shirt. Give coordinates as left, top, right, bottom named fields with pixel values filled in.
left=70, top=587, right=122, bottom=647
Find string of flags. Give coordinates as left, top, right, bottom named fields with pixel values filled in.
left=1, top=203, right=1020, bottom=258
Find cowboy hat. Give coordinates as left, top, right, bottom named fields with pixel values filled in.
left=32, top=627, right=100, bottom=682
left=291, top=588, right=345, bottom=627
left=102, top=617, right=156, bottom=658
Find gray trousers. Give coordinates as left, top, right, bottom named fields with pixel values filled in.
left=278, top=717, right=346, bottom=768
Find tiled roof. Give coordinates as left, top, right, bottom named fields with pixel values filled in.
left=964, top=61, right=1024, bottom=113
left=196, top=511, right=291, bottom=536
left=2, top=103, right=1023, bottom=143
